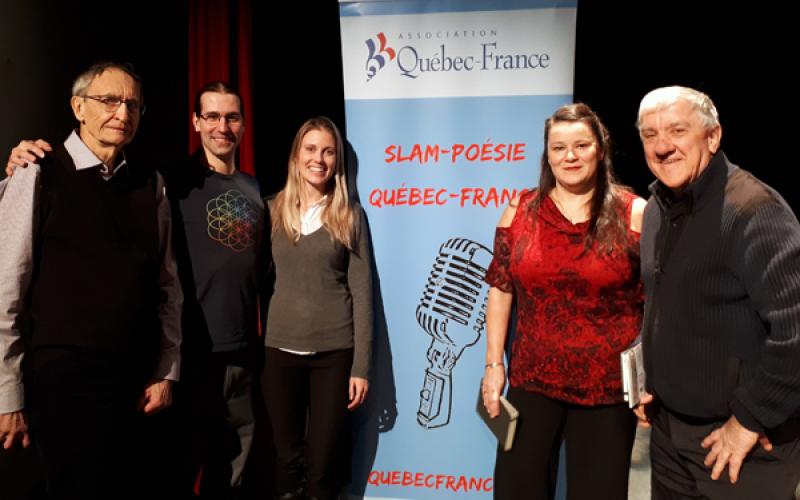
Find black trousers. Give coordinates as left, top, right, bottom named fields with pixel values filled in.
left=650, top=406, right=800, bottom=500
left=262, top=347, right=352, bottom=500
left=173, top=349, right=259, bottom=498
left=494, top=387, right=637, bottom=500
left=28, top=349, right=168, bottom=500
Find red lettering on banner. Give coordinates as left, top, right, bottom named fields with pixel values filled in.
left=464, top=144, right=480, bottom=161
left=368, top=187, right=528, bottom=209
left=512, top=142, right=526, bottom=161
left=451, top=143, right=465, bottom=163
left=383, top=142, right=526, bottom=165
left=366, top=469, right=494, bottom=492
left=384, top=144, right=397, bottom=163
left=425, top=144, right=441, bottom=163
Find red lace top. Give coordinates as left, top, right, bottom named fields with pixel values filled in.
left=485, top=189, right=643, bottom=405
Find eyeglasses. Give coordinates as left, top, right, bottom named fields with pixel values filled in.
left=198, top=112, right=243, bottom=125
left=82, top=95, right=145, bottom=115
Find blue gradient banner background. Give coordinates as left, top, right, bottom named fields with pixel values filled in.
left=339, top=2, right=576, bottom=498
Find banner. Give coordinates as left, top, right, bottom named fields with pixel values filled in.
left=339, top=2, right=577, bottom=498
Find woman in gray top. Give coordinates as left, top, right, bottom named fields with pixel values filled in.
left=263, top=116, right=373, bottom=500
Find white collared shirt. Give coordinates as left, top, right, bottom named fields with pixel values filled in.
left=300, top=195, right=327, bottom=235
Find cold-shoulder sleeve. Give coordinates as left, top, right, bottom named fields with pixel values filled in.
left=485, top=227, right=513, bottom=293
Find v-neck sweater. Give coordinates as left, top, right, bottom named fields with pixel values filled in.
left=265, top=205, right=373, bottom=378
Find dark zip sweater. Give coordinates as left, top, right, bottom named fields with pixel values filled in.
left=641, top=151, right=800, bottom=432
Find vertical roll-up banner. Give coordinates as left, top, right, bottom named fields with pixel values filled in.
left=339, top=2, right=577, bottom=498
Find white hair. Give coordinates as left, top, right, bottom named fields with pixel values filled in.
left=636, top=86, right=719, bottom=132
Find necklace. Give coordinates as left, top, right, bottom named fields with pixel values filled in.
left=549, top=192, right=590, bottom=225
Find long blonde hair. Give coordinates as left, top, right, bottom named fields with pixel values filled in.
left=271, top=116, right=356, bottom=250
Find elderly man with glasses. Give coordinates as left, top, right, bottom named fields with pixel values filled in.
left=4, top=79, right=268, bottom=499
left=0, top=61, right=182, bottom=499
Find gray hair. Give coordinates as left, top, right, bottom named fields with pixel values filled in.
left=636, top=86, right=719, bottom=132
left=71, top=61, right=142, bottom=98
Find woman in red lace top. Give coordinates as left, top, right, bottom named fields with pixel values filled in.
left=481, top=103, right=645, bottom=499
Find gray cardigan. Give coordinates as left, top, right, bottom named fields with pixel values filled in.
left=265, top=203, right=373, bottom=378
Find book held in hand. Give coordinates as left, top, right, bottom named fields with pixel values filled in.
left=620, top=341, right=646, bottom=408
left=476, top=385, right=519, bottom=451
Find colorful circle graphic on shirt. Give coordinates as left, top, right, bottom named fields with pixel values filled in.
left=206, top=190, right=258, bottom=252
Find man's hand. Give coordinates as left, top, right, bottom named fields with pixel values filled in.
left=348, top=376, right=369, bottom=410
left=6, top=140, right=53, bottom=176
left=633, top=392, right=654, bottom=427
left=0, top=411, right=30, bottom=449
left=701, top=414, right=771, bottom=483
left=138, top=379, right=173, bottom=415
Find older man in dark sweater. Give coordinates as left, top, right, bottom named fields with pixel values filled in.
left=634, top=86, right=800, bottom=499
left=2, top=80, right=266, bottom=499
left=0, top=62, right=182, bottom=499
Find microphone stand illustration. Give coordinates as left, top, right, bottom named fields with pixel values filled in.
left=416, top=238, right=493, bottom=429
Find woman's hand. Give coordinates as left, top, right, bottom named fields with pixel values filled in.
left=482, top=364, right=506, bottom=418
left=348, top=376, right=369, bottom=410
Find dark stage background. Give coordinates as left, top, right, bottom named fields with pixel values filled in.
left=0, top=1, right=793, bottom=209
left=0, top=0, right=792, bottom=497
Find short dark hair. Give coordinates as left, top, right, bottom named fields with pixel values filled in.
left=193, top=81, right=243, bottom=116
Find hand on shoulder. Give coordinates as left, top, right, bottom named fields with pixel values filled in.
left=6, top=139, right=52, bottom=177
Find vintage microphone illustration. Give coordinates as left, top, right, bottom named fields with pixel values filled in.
left=416, top=238, right=493, bottom=429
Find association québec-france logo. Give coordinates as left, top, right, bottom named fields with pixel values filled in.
left=364, top=32, right=396, bottom=82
